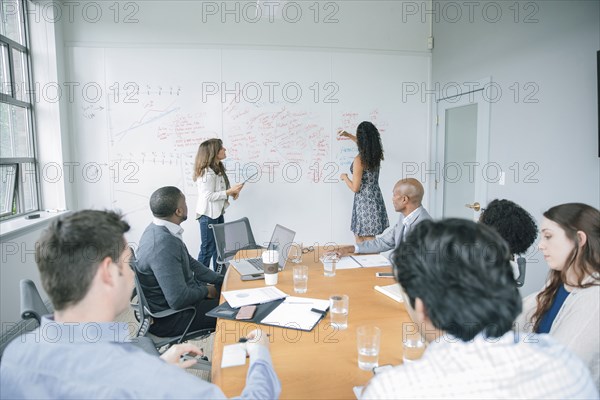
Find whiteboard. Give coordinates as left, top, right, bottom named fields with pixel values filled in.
left=66, top=47, right=430, bottom=252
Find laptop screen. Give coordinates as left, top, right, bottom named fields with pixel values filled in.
left=267, top=224, right=296, bottom=268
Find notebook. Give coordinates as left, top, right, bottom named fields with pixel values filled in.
left=374, top=284, right=404, bottom=303
left=229, top=224, right=296, bottom=276
left=207, top=295, right=329, bottom=332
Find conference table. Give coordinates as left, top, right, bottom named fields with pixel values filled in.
left=210, top=247, right=413, bottom=399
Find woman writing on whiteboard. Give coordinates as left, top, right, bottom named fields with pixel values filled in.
left=339, top=121, right=389, bottom=243
left=193, top=138, right=244, bottom=271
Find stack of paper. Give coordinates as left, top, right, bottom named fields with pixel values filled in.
left=351, top=254, right=392, bottom=268
left=374, top=284, right=404, bottom=303
left=222, top=286, right=288, bottom=308
left=336, top=254, right=392, bottom=270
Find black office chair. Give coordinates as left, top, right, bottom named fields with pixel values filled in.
left=19, top=279, right=51, bottom=325
left=515, top=256, right=526, bottom=288
left=129, top=249, right=213, bottom=370
left=209, top=217, right=264, bottom=274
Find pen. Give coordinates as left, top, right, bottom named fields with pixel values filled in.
left=310, top=308, right=327, bottom=315
left=239, top=334, right=271, bottom=343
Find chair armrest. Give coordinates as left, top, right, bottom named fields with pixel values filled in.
left=20, top=279, right=50, bottom=323
left=130, top=336, right=161, bottom=356
left=188, top=359, right=212, bottom=371
left=146, top=305, right=196, bottom=319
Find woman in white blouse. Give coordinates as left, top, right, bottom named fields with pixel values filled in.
left=193, top=139, right=243, bottom=270
left=515, top=203, right=599, bottom=390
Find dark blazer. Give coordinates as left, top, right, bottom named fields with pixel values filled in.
left=136, top=223, right=223, bottom=312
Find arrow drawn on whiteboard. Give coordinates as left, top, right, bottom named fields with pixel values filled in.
left=113, top=101, right=180, bottom=142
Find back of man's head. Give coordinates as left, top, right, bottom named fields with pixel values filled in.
left=392, top=218, right=521, bottom=341
left=150, top=186, right=182, bottom=218
left=36, top=210, right=130, bottom=311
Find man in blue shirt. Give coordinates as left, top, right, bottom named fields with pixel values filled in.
left=0, top=210, right=280, bottom=399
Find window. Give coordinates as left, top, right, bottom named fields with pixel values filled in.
left=1, top=0, right=39, bottom=218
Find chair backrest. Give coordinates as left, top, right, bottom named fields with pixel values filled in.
left=128, top=249, right=152, bottom=337
left=209, top=217, right=260, bottom=264
left=515, top=256, right=526, bottom=287
left=128, top=247, right=213, bottom=349
left=19, top=279, right=50, bottom=324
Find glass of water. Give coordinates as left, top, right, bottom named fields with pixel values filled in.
left=293, top=265, right=308, bottom=294
left=402, top=336, right=426, bottom=363
left=357, top=325, right=381, bottom=371
left=321, top=252, right=339, bottom=277
left=329, top=294, right=349, bottom=330
left=289, top=242, right=303, bottom=264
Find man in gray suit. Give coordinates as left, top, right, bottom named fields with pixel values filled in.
left=338, top=178, right=431, bottom=256
left=137, top=186, right=224, bottom=337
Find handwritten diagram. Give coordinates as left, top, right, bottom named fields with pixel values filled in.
left=223, top=100, right=330, bottom=182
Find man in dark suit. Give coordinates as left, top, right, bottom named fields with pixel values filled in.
left=338, top=178, right=432, bottom=256
left=137, top=186, right=224, bottom=337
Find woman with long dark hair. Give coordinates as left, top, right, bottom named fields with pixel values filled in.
left=193, top=138, right=243, bottom=270
left=339, top=121, right=389, bottom=243
left=515, top=203, right=599, bottom=390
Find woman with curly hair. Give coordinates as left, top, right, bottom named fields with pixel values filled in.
left=515, top=203, right=600, bottom=390
left=479, top=199, right=538, bottom=286
left=339, top=121, right=389, bottom=243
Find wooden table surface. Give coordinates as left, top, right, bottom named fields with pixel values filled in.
left=210, top=248, right=412, bottom=399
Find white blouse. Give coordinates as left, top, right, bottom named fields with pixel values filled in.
left=195, top=168, right=229, bottom=219
left=514, top=273, right=600, bottom=391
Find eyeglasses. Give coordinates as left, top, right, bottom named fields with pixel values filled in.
left=302, top=246, right=315, bottom=254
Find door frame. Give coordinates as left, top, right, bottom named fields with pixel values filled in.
left=429, top=77, right=492, bottom=219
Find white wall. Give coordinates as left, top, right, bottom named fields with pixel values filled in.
left=431, top=0, right=600, bottom=295
left=58, top=1, right=428, bottom=51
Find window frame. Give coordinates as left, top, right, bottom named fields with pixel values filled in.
left=0, top=162, right=17, bottom=217
left=1, top=0, right=40, bottom=220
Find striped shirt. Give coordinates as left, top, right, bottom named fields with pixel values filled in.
left=361, top=332, right=598, bottom=399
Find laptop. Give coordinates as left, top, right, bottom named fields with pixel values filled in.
left=229, top=224, right=296, bottom=277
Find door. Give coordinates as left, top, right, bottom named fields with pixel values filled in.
left=431, top=78, right=491, bottom=220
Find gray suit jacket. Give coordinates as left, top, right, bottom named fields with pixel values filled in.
left=356, top=207, right=432, bottom=254
left=136, top=223, right=223, bottom=312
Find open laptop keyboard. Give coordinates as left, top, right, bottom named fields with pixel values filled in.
left=247, top=258, right=263, bottom=271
